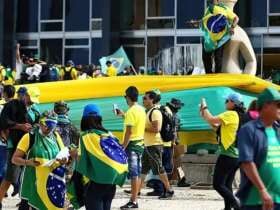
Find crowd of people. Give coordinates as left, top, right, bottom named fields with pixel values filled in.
left=0, top=80, right=279, bottom=210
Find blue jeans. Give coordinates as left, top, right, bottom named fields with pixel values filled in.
left=242, top=204, right=280, bottom=210
left=162, top=147, right=173, bottom=174
left=0, top=145, right=7, bottom=181
left=126, top=150, right=142, bottom=179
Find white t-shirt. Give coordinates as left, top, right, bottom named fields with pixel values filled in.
left=15, top=59, right=23, bottom=80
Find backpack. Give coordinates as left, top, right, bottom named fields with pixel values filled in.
left=56, top=122, right=80, bottom=147
left=62, top=67, right=74, bottom=80
left=49, top=66, right=59, bottom=81
left=149, top=106, right=176, bottom=142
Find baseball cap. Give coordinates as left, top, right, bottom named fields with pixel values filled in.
left=225, top=93, right=243, bottom=106
left=167, top=98, right=184, bottom=109
left=83, top=104, right=101, bottom=117
left=17, top=86, right=40, bottom=104
left=66, top=60, right=74, bottom=66
left=257, top=87, right=280, bottom=108
left=54, top=101, right=69, bottom=115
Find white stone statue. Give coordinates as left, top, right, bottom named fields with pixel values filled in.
left=221, top=0, right=257, bottom=75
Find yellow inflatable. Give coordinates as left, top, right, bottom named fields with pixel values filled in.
left=18, top=74, right=279, bottom=104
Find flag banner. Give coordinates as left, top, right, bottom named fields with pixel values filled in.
left=76, top=129, right=128, bottom=186
left=99, top=46, right=133, bottom=73
left=201, top=4, right=233, bottom=52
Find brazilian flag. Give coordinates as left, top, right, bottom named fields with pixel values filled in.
left=76, top=129, right=128, bottom=186
left=20, top=131, right=66, bottom=210
left=201, top=3, right=233, bottom=52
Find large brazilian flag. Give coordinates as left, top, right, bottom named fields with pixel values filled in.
left=76, top=129, right=128, bottom=186
left=20, top=130, right=66, bottom=210
left=201, top=3, right=235, bottom=52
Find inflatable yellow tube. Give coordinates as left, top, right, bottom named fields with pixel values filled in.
left=19, top=74, right=280, bottom=104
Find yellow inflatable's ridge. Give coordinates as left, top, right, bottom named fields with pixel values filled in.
left=16, top=74, right=280, bottom=103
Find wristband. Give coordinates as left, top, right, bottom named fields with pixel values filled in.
left=202, top=106, right=208, bottom=110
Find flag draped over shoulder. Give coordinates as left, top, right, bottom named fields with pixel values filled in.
left=201, top=3, right=234, bottom=52
left=76, top=129, right=128, bottom=186
left=99, top=46, right=133, bottom=74
left=20, top=131, right=66, bottom=210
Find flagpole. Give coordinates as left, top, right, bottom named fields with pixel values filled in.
left=131, top=65, right=138, bottom=75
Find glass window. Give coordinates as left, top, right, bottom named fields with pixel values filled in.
left=270, top=0, right=280, bottom=13
left=65, top=48, right=89, bottom=65
left=269, top=16, right=280, bottom=26
left=40, top=39, right=62, bottom=64
left=147, top=37, right=175, bottom=74
left=65, top=39, right=89, bottom=46
left=16, top=0, right=38, bottom=32
left=91, top=19, right=102, bottom=30
left=20, top=49, right=38, bottom=59
left=92, top=0, right=109, bottom=18
left=18, top=40, right=38, bottom=47
left=65, top=0, right=89, bottom=31
left=91, top=38, right=109, bottom=64
left=148, top=0, right=175, bottom=17
left=235, top=0, right=267, bottom=27
left=177, top=37, right=201, bottom=44
left=147, top=19, right=174, bottom=29
left=41, top=0, right=63, bottom=20
left=120, top=38, right=145, bottom=45
left=119, top=0, right=145, bottom=30
left=41, top=22, right=62, bottom=31
left=177, top=0, right=204, bottom=29
left=124, top=47, right=145, bottom=71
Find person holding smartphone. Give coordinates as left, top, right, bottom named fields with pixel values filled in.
left=118, top=86, right=146, bottom=209
left=200, top=93, right=245, bottom=210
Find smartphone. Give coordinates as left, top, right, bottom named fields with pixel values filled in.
left=113, top=104, right=120, bottom=115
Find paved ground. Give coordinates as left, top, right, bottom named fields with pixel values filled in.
left=2, top=186, right=223, bottom=210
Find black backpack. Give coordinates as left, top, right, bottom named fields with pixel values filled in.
left=62, top=67, right=74, bottom=80
left=149, top=106, right=176, bottom=142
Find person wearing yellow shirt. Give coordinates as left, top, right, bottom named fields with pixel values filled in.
left=59, top=60, right=78, bottom=80
left=106, top=61, right=117, bottom=77
left=139, top=90, right=174, bottom=200
left=200, top=93, right=245, bottom=210
left=117, top=86, right=146, bottom=210
left=12, top=112, right=68, bottom=210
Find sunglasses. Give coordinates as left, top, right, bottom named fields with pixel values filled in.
left=225, top=99, right=233, bottom=103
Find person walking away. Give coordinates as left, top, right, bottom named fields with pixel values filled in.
left=119, top=86, right=146, bottom=209
left=75, top=104, right=128, bottom=210
left=60, top=60, right=78, bottom=80
left=201, top=0, right=239, bottom=73
left=200, top=93, right=245, bottom=210
left=237, top=88, right=280, bottom=210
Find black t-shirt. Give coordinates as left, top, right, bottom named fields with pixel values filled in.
left=0, top=99, right=28, bottom=149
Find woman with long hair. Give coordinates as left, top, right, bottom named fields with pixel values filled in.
left=200, top=93, right=244, bottom=210
left=75, top=104, right=128, bottom=210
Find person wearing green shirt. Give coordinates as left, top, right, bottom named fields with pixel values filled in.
left=237, top=88, right=280, bottom=210
left=200, top=93, right=245, bottom=210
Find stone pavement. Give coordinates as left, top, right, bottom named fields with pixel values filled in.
left=2, top=186, right=223, bottom=210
